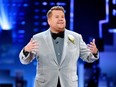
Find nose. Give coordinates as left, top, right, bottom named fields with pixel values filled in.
left=59, top=18, right=64, bottom=21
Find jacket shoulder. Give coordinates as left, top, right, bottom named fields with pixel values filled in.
left=66, top=29, right=81, bottom=37
left=33, top=30, right=47, bottom=38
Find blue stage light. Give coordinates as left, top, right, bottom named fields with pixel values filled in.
left=109, top=29, right=116, bottom=33
left=42, top=9, right=47, bottom=13
left=33, top=28, right=39, bottom=32
left=34, top=15, right=39, bottom=19
left=34, top=22, right=39, bottom=26
left=42, top=16, right=46, bottom=19
left=23, top=3, right=28, bottom=7
left=112, top=0, right=116, bottom=4
left=21, top=21, right=26, bottom=25
left=34, top=9, right=39, bottom=13
left=112, top=9, right=116, bottom=16
left=50, top=2, right=55, bottom=6
left=19, top=12, right=25, bottom=16
left=0, top=5, right=12, bottom=30
left=34, top=2, right=39, bottom=6
left=42, top=2, right=47, bottom=6
left=18, top=30, right=25, bottom=34
left=12, top=3, right=16, bottom=7
left=56, top=2, right=66, bottom=6
left=42, top=22, right=47, bottom=26
left=12, top=21, right=16, bottom=25
left=18, top=4, right=21, bottom=7
left=70, top=0, right=74, bottom=31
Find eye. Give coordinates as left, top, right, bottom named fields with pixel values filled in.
left=55, top=16, right=59, bottom=18
left=62, top=16, right=64, bottom=18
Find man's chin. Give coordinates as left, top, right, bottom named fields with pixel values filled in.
left=57, top=28, right=65, bottom=32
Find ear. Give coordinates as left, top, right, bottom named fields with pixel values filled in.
left=47, top=19, right=50, bottom=25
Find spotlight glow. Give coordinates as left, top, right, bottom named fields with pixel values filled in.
left=0, top=0, right=12, bottom=30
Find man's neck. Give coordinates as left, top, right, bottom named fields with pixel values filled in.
left=50, top=29, right=65, bottom=34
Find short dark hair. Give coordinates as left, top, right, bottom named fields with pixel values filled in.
left=47, top=6, right=65, bottom=19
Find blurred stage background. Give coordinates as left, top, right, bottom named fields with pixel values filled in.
left=0, top=0, right=116, bottom=87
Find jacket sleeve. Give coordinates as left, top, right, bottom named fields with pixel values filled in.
left=19, top=48, right=36, bottom=64
left=79, top=34, right=99, bottom=63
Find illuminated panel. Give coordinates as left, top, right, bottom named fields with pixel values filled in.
left=70, top=0, right=74, bottom=31
left=99, top=0, right=109, bottom=38
left=78, top=63, right=84, bottom=87
left=99, top=0, right=116, bottom=38
left=112, top=9, right=116, bottom=16
left=112, top=0, right=116, bottom=4
left=109, top=0, right=116, bottom=33
left=109, top=28, right=116, bottom=33
left=112, top=0, right=116, bottom=16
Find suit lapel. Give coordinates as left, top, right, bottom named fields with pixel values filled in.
left=43, top=29, right=58, bottom=65
left=60, top=29, right=68, bottom=66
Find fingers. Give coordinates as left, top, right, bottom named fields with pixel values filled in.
left=89, top=39, right=96, bottom=46
left=87, top=44, right=95, bottom=52
left=30, top=38, right=37, bottom=44
left=31, top=45, right=39, bottom=49
left=31, top=39, right=39, bottom=51
left=30, top=38, right=33, bottom=42
left=87, top=38, right=97, bottom=53
left=25, top=38, right=39, bottom=52
left=87, top=44, right=93, bottom=48
left=31, top=43, right=39, bottom=54
left=92, top=39, right=95, bottom=44
left=30, top=38, right=38, bottom=46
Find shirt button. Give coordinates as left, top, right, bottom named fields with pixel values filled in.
left=58, top=53, right=60, bottom=55
left=56, top=41, right=59, bottom=44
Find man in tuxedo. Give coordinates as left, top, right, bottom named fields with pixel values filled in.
left=19, top=6, right=99, bottom=87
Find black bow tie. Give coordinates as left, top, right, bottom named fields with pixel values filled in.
left=51, top=31, right=64, bottom=39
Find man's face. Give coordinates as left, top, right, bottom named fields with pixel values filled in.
left=48, top=10, right=66, bottom=33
